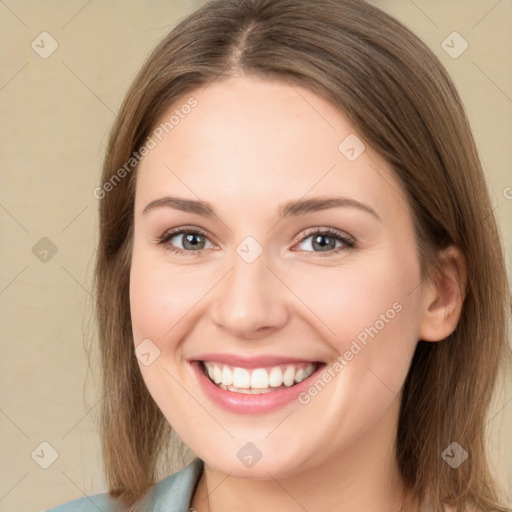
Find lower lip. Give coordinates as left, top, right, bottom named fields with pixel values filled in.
left=191, top=361, right=325, bottom=414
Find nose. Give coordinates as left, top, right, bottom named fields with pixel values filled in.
left=209, top=250, right=290, bottom=340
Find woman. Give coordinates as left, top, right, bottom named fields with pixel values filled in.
left=48, top=0, right=510, bottom=510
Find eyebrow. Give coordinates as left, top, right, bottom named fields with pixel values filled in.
left=142, top=195, right=381, bottom=221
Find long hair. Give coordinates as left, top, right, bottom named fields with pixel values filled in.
left=93, top=0, right=511, bottom=510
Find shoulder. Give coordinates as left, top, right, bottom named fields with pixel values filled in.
left=44, top=491, right=118, bottom=512
left=152, top=457, right=204, bottom=510
left=45, top=458, right=204, bottom=512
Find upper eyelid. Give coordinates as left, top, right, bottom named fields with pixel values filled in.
left=161, top=226, right=354, bottom=250
left=293, top=226, right=353, bottom=243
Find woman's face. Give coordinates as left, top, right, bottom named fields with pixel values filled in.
left=130, top=76, right=427, bottom=478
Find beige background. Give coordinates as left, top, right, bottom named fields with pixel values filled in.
left=0, top=1, right=511, bottom=511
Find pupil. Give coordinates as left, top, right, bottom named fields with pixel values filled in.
left=313, top=234, right=334, bottom=251
left=184, top=233, right=204, bottom=250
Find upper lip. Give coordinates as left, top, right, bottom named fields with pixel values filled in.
left=190, top=353, right=322, bottom=369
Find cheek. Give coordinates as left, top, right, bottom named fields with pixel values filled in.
left=280, top=255, right=421, bottom=451
left=290, top=250, right=422, bottom=402
left=129, top=263, right=170, bottom=347
left=129, top=247, right=205, bottom=351
left=128, top=248, right=203, bottom=424
left=290, top=251, right=420, bottom=346
left=129, top=243, right=227, bottom=403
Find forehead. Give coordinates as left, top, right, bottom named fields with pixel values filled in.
left=135, top=76, right=408, bottom=221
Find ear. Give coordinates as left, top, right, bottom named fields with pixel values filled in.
left=418, top=245, right=467, bottom=342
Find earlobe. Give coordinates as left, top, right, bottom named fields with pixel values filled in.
left=418, top=246, right=467, bottom=342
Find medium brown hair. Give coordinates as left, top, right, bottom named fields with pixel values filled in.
left=93, top=0, right=511, bottom=510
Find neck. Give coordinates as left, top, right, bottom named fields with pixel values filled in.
left=191, top=398, right=418, bottom=512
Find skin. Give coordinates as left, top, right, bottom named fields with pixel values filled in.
left=129, top=76, right=465, bottom=512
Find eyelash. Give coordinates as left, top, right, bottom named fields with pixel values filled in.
left=156, top=226, right=356, bottom=258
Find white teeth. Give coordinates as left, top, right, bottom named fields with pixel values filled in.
left=222, top=365, right=233, bottom=386
left=232, top=367, right=251, bottom=388
left=251, top=369, right=269, bottom=389
left=203, top=361, right=317, bottom=393
left=295, top=365, right=314, bottom=383
left=213, top=365, right=222, bottom=384
left=302, top=364, right=314, bottom=380
left=268, top=367, right=283, bottom=387
left=283, top=366, right=295, bottom=386
left=219, top=384, right=275, bottom=394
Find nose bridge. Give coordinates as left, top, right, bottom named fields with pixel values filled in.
left=210, top=243, right=289, bottom=338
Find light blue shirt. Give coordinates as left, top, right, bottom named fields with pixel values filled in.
left=45, top=458, right=204, bottom=512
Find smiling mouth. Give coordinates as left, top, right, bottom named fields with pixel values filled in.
left=199, top=361, right=320, bottom=394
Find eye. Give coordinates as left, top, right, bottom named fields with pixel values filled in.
left=157, top=226, right=355, bottom=257
left=157, top=227, right=215, bottom=256
left=293, top=228, right=355, bottom=256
